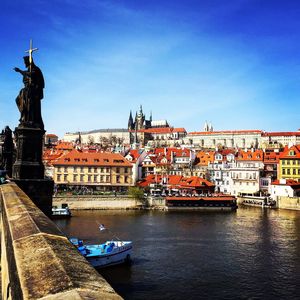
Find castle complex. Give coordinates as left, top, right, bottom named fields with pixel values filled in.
left=63, top=106, right=300, bottom=149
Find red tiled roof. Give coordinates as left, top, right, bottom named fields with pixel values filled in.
left=279, top=145, right=300, bottom=159
left=141, top=127, right=186, bottom=134
left=189, top=130, right=262, bottom=135
left=137, top=174, right=214, bottom=189
left=272, top=179, right=300, bottom=187
left=53, top=149, right=132, bottom=167
left=46, top=134, right=58, bottom=137
left=236, top=149, right=263, bottom=161
left=55, top=142, right=74, bottom=150
left=166, top=196, right=236, bottom=201
left=263, top=132, right=300, bottom=137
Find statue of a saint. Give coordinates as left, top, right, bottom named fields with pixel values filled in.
left=14, top=55, right=45, bottom=130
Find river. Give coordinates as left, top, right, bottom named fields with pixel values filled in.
left=53, top=207, right=300, bottom=300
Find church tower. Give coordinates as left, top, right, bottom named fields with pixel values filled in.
left=128, top=110, right=134, bottom=130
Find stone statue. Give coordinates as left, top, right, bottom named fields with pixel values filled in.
left=1, top=126, right=14, bottom=177
left=14, top=53, right=45, bottom=130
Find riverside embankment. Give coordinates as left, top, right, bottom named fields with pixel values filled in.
left=53, top=195, right=144, bottom=210
left=53, top=195, right=166, bottom=210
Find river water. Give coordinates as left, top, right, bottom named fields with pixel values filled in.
left=53, top=207, right=300, bottom=300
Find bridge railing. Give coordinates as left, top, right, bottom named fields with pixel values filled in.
left=0, top=182, right=122, bottom=300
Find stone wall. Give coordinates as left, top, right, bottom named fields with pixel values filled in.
left=0, top=182, right=122, bottom=299
left=53, top=195, right=144, bottom=210
left=277, top=196, right=300, bottom=210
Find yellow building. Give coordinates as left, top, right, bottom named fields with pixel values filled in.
left=278, top=145, right=300, bottom=183
left=53, top=149, right=133, bottom=191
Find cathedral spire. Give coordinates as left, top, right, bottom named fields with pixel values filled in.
left=128, top=110, right=134, bottom=130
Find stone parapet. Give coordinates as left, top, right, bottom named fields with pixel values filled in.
left=0, top=182, right=122, bottom=299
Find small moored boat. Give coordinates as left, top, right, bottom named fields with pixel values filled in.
left=70, top=238, right=133, bottom=268
left=52, top=203, right=72, bottom=217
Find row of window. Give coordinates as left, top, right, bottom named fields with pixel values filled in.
left=281, top=160, right=300, bottom=165
left=233, top=182, right=256, bottom=186
left=56, top=167, right=130, bottom=173
left=282, top=169, right=300, bottom=175
left=56, top=174, right=131, bottom=184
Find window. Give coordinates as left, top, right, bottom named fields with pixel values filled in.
left=73, top=174, right=78, bottom=182
left=106, top=175, right=110, bottom=182
left=293, top=169, right=296, bottom=175
left=88, top=167, right=92, bottom=173
left=57, top=174, right=61, bottom=181
left=64, top=174, right=67, bottom=181
left=57, top=167, right=61, bottom=172
left=116, top=167, right=120, bottom=173
left=74, top=167, right=77, bottom=172
left=80, top=167, right=84, bottom=173
left=116, top=175, right=121, bottom=183
left=282, top=169, right=286, bottom=175
left=94, top=175, right=98, bottom=182
left=100, top=175, right=104, bottom=182
left=287, top=169, right=290, bottom=175
left=64, top=167, right=67, bottom=172
left=88, top=175, right=92, bottom=182
left=80, top=175, right=84, bottom=182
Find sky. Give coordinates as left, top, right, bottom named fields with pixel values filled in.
left=1, top=0, right=299, bottom=138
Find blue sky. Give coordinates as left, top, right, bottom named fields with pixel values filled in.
left=1, top=0, right=299, bottom=138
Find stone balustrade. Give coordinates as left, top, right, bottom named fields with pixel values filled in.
left=0, top=182, right=122, bottom=299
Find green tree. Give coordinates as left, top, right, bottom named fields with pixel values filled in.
left=128, top=186, right=144, bottom=200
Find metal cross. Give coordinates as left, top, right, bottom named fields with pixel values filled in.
left=25, top=39, right=38, bottom=64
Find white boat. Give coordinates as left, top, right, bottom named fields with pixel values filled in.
left=52, top=203, right=72, bottom=217
left=70, top=238, right=133, bottom=268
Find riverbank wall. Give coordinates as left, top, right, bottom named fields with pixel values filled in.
left=53, top=195, right=144, bottom=210
left=277, top=196, right=300, bottom=210
left=53, top=195, right=167, bottom=210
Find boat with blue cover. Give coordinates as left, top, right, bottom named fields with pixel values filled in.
left=70, top=238, right=133, bottom=268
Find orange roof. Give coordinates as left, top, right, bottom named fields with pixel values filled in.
left=272, top=179, right=300, bottom=187
left=279, top=145, right=300, bottom=159
left=125, top=150, right=141, bottom=163
left=53, top=149, right=132, bottom=167
left=263, top=151, right=282, bottom=163
left=236, top=149, right=263, bottom=161
left=55, top=142, right=74, bottom=150
left=179, top=176, right=214, bottom=188
left=195, top=151, right=215, bottom=166
left=141, top=127, right=186, bottom=134
left=137, top=174, right=214, bottom=189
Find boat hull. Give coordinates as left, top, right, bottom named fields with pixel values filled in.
left=86, top=244, right=132, bottom=268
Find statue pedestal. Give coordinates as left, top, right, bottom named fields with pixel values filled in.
left=12, top=127, right=45, bottom=179
left=12, top=126, right=53, bottom=217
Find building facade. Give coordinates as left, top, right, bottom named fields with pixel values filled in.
left=53, top=149, right=133, bottom=191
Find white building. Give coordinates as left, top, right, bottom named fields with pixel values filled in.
left=270, top=179, right=300, bottom=199
left=207, top=151, right=235, bottom=194
left=185, top=130, right=262, bottom=149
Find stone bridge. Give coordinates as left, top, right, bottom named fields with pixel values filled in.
left=0, top=182, right=122, bottom=299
